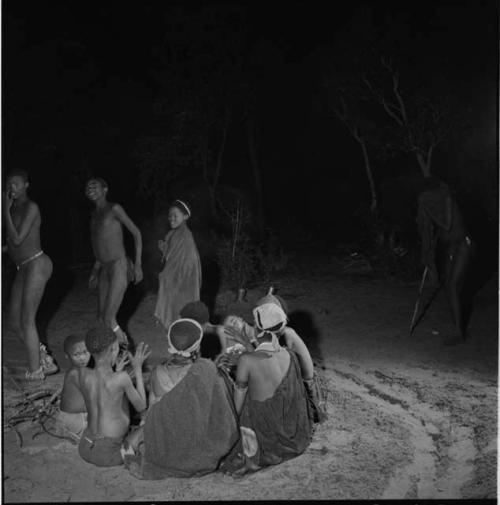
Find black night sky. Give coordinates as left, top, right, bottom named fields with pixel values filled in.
left=2, top=0, right=498, bottom=273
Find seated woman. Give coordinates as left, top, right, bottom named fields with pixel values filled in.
left=221, top=293, right=327, bottom=423
left=125, top=318, right=239, bottom=479
left=220, top=300, right=314, bottom=476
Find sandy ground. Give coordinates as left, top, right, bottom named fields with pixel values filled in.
left=2, top=252, right=497, bottom=501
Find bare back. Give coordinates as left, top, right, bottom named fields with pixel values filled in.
left=60, top=368, right=87, bottom=414
left=245, top=348, right=291, bottom=402
left=90, top=203, right=126, bottom=263
left=78, top=367, right=130, bottom=438
left=7, top=199, right=42, bottom=265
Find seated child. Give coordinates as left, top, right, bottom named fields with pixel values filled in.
left=49, top=334, right=90, bottom=443
left=77, top=325, right=150, bottom=467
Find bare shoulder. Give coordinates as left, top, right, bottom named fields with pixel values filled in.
left=64, top=367, right=80, bottom=384
left=111, top=203, right=128, bottom=218
left=237, top=352, right=255, bottom=366
left=114, top=370, right=133, bottom=388
left=21, top=200, right=39, bottom=217
left=242, top=350, right=267, bottom=364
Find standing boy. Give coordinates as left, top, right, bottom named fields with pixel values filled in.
left=85, top=177, right=143, bottom=347
left=78, top=326, right=150, bottom=467
left=3, top=169, right=57, bottom=380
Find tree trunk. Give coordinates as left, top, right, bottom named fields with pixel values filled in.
left=208, top=110, right=230, bottom=218
left=359, top=138, right=378, bottom=213
left=246, top=113, right=265, bottom=236
left=416, top=152, right=431, bottom=177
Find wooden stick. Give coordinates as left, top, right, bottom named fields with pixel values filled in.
left=409, top=266, right=428, bottom=335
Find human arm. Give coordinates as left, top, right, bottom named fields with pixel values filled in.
left=282, top=327, right=314, bottom=380
left=148, top=367, right=159, bottom=406
left=115, top=352, right=130, bottom=372
left=88, top=223, right=101, bottom=289
left=122, top=342, right=151, bottom=412
left=113, top=204, right=143, bottom=283
left=233, top=354, right=251, bottom=416
left=2, top=196, right=38, bottom=246
left=223, top=316, right=257, bottom=351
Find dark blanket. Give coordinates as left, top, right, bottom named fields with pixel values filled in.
left=141, top=358, right=239, bottom=479
left=223, top=350, right=313, bottom=471
left=154, top=223, right=202, bottom=329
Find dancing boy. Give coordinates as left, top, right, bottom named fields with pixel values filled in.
left=85, top=177, right=143, bottom=346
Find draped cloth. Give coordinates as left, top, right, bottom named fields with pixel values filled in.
left=154, top=224, right=202, bottom=329
left=140, top=358, right=239, bottom=479
left=222, top=350, right=313, bottom=472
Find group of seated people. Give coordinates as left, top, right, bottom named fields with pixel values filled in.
left=50, top=292, right=326, bottom=479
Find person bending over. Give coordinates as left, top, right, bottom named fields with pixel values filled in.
left=416, top=176, right=475, bottom=344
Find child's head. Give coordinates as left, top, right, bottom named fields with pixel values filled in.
left=63, top=334, right=91, bottom=368
left=85, top=326, right=118, bottom=361
left=168, top=199, right=191, bottom=229
left=167, top=318, right=203, bottom=360
left=179, top=301, right=210, bottom=326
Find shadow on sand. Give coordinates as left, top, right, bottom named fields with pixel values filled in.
left=287, top=309, right=324, bottom=366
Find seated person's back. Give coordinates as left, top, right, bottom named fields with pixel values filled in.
left=242, top=343, right=290, bottom=402
left=77, top=325, right=149, bottom=467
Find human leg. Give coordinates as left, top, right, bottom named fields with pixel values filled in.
left=20, top=255, right=53, bottom=372
left=444, top=240, right=474, bottom=342
left=97, top=266, right=110, bottom=322
left=103, top=258, right=129, bottom=345
left=7, top=268, right=24, bottom=341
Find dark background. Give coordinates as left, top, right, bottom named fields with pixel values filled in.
left=2, top=0, right=498, bottom=280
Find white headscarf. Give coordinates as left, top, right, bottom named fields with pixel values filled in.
left=166, top=318, right=203, bottom=357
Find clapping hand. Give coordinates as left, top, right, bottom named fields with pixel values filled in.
left=115, top=352, right=130, bottom=372
left=129, top=342, right=151, bottom=370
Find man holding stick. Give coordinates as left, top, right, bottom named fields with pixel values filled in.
left=415, top=177, right=475, bottom=344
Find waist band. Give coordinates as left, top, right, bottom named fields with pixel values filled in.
left=17, top=250, right=44, bottom=270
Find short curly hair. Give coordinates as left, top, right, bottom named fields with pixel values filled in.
left=63, top=334, right=85, bottom=355
left=179, top=301, right=210, bottom=325
left=85, top=326, right=117, bottom=356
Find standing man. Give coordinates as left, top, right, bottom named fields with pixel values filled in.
left=85, top=177, right=143, bottom=347
left=416, top=176, right=475, bottom=345
left=3, top=169, right=58, bottom=380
